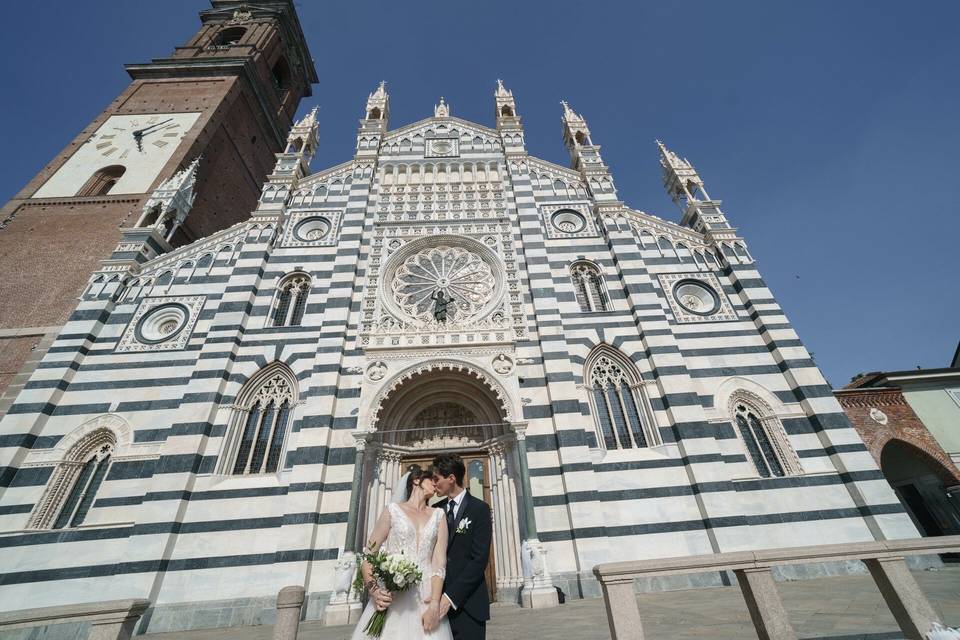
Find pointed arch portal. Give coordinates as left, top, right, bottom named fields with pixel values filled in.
left=359, top=362, right=525, bottom=601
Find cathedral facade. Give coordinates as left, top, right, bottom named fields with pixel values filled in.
left=0, top=18, right=921, bottom=632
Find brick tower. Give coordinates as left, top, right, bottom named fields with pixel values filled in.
left=0, top=0, right=317, bottom=413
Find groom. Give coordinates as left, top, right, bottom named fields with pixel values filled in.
left=431, top=453, right=491, bottom=640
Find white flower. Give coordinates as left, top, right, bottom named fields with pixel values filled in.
left=456, top=517, right=472, bottom=533
left=395, top=575, right=406, bottom=587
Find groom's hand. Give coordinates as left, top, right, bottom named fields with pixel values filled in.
left=437, top=595, right=452, bottom=618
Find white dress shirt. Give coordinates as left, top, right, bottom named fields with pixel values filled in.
left=447, top=487, right=466, bottom=521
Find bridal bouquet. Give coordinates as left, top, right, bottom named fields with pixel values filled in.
left=361, top=550, right=423, bottom=638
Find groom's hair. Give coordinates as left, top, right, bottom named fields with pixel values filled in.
left=432, top=453, right=465, bottom=486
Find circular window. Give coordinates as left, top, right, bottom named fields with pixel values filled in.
left=551, top=209, right=586, bottom=234
left=673, top=280, right=719, bottom=315
left=432, top=140, right=454, bottom=155
left=135, top=303, right=190, bottom=344
left=391, top=245, right=496, bottom=322
left=293, top=217, right=332, bottom=242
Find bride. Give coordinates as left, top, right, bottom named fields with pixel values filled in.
left=352, top=464, right=453, bottom=639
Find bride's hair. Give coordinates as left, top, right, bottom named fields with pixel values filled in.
left=404, top=464, right=434, bottom=502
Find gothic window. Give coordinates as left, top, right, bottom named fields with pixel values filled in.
left=77, top=165, right=125, bottom=197
left=271, top=273, right=311, bottom=327
left=28, top=429, right=115, bottom=530
left=570, top=262, right=608, bottom=312
left=586, top=348, right=658, bottom=450
left=228, top=367, right=297, bottom=475
left=730, top=398, right=799, bottom=478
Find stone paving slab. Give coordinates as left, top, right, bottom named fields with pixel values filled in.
left=141, top=567, right=960, bottom=640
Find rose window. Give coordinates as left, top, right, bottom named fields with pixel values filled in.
left=391, top=246, right=495, bottom=322
left=158, top=319, right=179, bottom=336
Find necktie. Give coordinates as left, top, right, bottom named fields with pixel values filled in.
left=447, top=499, right=456, bottom=531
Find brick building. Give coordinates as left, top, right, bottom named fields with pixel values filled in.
left=837, top=364, right=960, bottom=538
left=0, top=0, right=316, bottom=415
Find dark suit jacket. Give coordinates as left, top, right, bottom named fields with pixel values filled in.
left=438, top=491, right=492, bottom=621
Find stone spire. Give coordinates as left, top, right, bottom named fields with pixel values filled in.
left=495, top=80, right=525, bottom=154
left=559, top=101, right=617, bottom=202
left=134, top=157, right=201, bottom=243
left=365, top=80, right=390, bottom=124
left=434, top=97, right=450, bottom=118
left=657, top=140, right=709, bottom=206
left=656, top=141, right=738, bottom=239
left=495, top=79, right=519, bottom=122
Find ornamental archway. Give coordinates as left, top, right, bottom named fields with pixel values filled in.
left=880, top=439, right=960, bottom=538
left=371, top=362, right=511, bottom=446
left=361, top=362, right=524, bottom=601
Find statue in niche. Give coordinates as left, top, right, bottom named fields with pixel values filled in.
left=431, top=289, right=451, bottom=322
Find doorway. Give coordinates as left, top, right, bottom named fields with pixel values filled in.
left=881, top=439, right=960, bottom=540
left=405, top=453, right=497, bottom=602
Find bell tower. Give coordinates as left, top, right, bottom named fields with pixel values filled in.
left=0, top=0, right=317, bottom=414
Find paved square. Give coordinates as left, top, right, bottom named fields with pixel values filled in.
left=141, top=567, right=960, bottom=639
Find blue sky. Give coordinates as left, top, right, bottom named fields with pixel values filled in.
left=1, top=1, right=957, bottom=387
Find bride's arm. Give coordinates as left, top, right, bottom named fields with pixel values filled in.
left=362, top=507, right=393, bottom=610
left=424, top=510, right=448, bottom=630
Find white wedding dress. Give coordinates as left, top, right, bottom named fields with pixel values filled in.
left=351, top=503, right=453, bottom=639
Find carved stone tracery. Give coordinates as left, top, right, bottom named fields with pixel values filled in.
left=392, top=245, right=495, bottom=322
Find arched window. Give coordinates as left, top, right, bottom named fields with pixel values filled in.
left=77, top=165, right=125, bottom=197
left=570, top=262, right=608, bottom=312
left=585, top=347, right=657, bottom=450
left=28, top=429, right=115, bottom=530
left=271, top=273, right=311, bottom=327
left=228, top=366, right=297, bottom=475
left=731, top=397, right=798, bottom=478
left=500, top=105, right=514, bottom=117
left=215, top=26, right=246, bottom=46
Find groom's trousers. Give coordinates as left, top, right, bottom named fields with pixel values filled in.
left=448, top=607, right=486, bottom=640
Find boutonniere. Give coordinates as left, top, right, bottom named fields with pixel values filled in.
left=456, top=517, right=472, bottom=534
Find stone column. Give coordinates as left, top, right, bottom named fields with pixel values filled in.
left=344, top=437, right=368, bottom=553
left=864, top=556, right=942, bottom=639
left=733, top=567, right=797, bottom=640
left=599, top=579, right=645, bottom=640
left=489, top=442, right=523, bottom=596
left=324, top=436, right=367, bottom=626
left=272, top=586, right=305, bottom=640
left=514, top=427, right=559, bottom=609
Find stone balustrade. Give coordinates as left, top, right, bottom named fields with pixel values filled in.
left=0, top=599, right=150, bottom=640
left=594, top=535, right=960, bottom=640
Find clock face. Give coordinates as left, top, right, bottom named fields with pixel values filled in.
left=33, top=112, right=201, bottom=198
left=93, top=116, right=187, bottom=160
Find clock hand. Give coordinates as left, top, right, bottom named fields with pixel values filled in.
left=132, top=118, right=173, bottom=138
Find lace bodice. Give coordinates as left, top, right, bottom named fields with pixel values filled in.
left=384, top=503, right=443, bottom=567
